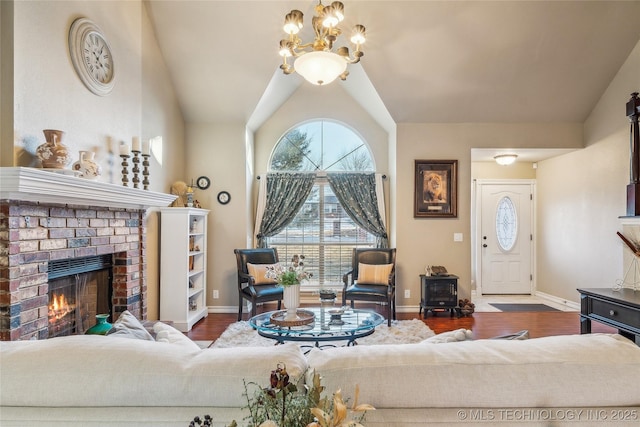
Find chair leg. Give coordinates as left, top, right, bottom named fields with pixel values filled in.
left=251, top=298, right=257, bottom=317
left=277, top=300, right=282, bottom=310
left=238, top=296, right=244, bottom=321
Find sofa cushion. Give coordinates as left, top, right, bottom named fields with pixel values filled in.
left=106, top=310, right=154, bottom=341
left=489, top=329, right=530, bottom=340
left=422, top=328, right=473, bottom=343
left=306, top=333, right=640, bottom=409
left=153, top=321, right=201, bottom=351
left=0, top=336, right=307, bottom=408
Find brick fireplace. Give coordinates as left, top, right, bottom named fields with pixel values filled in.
left=0, top=167, right=175, bottom=341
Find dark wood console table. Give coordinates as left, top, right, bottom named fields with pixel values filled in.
left=577, top=288, right=640, bottom=345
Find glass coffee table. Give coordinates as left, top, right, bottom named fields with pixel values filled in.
left=249, top=306, right=385, bottom=351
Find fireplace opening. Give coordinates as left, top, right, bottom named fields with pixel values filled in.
left=47, top=255, right=113, bottom=338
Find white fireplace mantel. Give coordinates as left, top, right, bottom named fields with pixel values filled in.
left=0, top=167, right=176, bottom=209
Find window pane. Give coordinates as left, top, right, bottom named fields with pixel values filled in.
left=271, top=120, right=373, bottom=172
left=268, top=183, right=375, bottom=288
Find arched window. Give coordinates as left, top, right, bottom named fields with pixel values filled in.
left=270, top=120, right=374, bottom=172
left=267, top=120, right=377, bottom=289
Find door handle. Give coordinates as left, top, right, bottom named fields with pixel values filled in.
left=483, top=244, right=487, bottom=248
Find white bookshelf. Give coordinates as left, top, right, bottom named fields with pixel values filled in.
left=159, top=207, right=209, bottom=332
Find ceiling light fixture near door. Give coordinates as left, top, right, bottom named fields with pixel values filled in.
left=278, top=1, right=366, bottom=86
left=494, top=154, right=518, bottom=166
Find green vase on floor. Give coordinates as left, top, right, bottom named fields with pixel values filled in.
left=86, top=314, right=112, bottom=335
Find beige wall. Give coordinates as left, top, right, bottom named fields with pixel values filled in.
left=472, top=161, right=537, bottom=180
left=0, top=1, right=15, bottom=167
left=536, top=40, right=640, bottom=303
left=395, top=123, right=582, bottom=304
left=3, top=0, right=186, bottom=319
left=185, top=122, right=248, bottom=310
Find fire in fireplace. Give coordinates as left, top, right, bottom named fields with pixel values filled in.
left=47, top=255, right=113, bottom=338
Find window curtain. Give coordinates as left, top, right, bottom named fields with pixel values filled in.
left=327, top=172, right=389, bottom=248
left=254, top=172, right=315, bottom=248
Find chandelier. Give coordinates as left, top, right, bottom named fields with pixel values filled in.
left=278, top=1, right=366, bottom=85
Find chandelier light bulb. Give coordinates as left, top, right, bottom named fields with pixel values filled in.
left=351, top=24, right=366, bottom=45
left=283, top=10, right=303, bottom=35
left=279, top=40, right=292, bottom=57
left=331, top=1, right=345, bottom=21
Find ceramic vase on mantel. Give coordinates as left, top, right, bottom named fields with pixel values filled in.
left=36, top=129, right=72, bottom=169
left=72, top=150, right=102, bottom=180
left=282, top=284, right=301, bottom=320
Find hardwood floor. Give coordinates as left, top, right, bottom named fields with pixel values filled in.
left=186, top=302, right=618, bottom=342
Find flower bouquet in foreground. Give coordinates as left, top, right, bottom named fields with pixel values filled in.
left=189, top=364, right=373, bottom=427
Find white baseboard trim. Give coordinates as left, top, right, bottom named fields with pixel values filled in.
left=207, top=305, right=239, bottom=314
left=534, top=290, right=580, bottom=311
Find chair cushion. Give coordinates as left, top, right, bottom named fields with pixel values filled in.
left=241, top=283, right=283, bottom=299
left=247, top=263, right=278, bottom=285
left=357, top=262, right=393, bottom=285
left=346, top=283, right=389, bottom=298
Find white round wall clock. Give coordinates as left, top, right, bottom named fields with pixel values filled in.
left=69, top=17, right=115, bottom=96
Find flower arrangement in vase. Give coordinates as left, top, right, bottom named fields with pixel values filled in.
left=265, top=255, right=312, bottom=319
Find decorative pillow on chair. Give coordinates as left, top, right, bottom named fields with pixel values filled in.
left=247, top=263, right=278, bottom=285
left=357, top=263, right=394, bottom=285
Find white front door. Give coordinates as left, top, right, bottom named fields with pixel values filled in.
left=479, top=182, right=534, bottom=294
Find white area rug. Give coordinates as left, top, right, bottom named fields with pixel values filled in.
left=210, top=318, right=435, bottom=348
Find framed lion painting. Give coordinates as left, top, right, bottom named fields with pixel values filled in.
left=414, top=160, right=458, bottom=218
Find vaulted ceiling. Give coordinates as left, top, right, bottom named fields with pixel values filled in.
left=146, top=0, right=640, bottom=131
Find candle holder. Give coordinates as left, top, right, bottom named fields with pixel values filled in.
left=142, top=154, right=150, bottom=190
left=132, top=150, right=141, bottom=189
left=120, top=154, right=130, bottom=187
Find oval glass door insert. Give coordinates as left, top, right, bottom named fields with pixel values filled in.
left=496, top=196, right=517, bottom=251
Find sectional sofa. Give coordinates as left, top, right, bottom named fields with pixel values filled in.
left=1, top=321, right=639, bottom=426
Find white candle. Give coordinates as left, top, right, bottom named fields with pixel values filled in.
left=119, top=142, right=130, bottom=156
left=132, top=136, right=141, bottom=152
left=106, top=136, right=114, bottom=153
left=142, top=139, right=150, bottom=155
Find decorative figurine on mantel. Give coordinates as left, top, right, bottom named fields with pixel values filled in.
left=186, top=181, right=195, bottom=207
left=170, top=181, right=189, bottom=207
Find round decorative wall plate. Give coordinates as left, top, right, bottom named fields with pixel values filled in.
left=69, top=17, right=115, bottom=96
left=196, top=176, right=211, bottom=190
left=217, top=191, right=231, bottom=205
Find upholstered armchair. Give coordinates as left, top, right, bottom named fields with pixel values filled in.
left=234, top=248, right=283, bottom=320
left=342, top=248, right=397, bottom=326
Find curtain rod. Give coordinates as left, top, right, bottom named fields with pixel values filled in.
left=257, top=173, right=387, bottom=180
